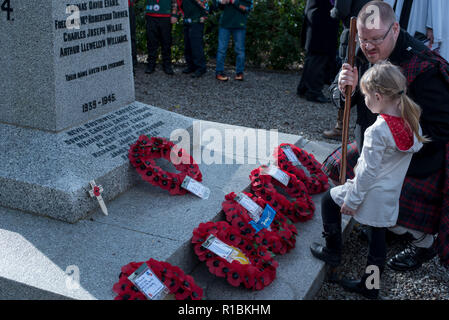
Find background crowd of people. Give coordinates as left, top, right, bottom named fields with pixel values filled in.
left=128, top=0, right=253, bottom=81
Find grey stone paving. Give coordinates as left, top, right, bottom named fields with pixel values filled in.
left=0, top=112, right=344, bottom=300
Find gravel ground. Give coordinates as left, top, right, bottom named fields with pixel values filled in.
left=314, top=224, right=449, bottom=300
left=133, top=60, right=448, bottom=300
left=134, top=60, right=356, bottom=142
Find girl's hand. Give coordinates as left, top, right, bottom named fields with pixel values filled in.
left=341, top=203, right=356, bottom=216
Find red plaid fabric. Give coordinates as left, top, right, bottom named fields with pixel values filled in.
left=321, top=143, right=449, bottom=267
left=401, top=49, right=449, bottom=86
left=397, top=171, right=444, bottom=234
left=321, top=141, right=358, bottom=182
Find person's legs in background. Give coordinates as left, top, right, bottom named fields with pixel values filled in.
left=297, top=53, right=331, bottom=103
left=323, top=108, right=344, bottom=140
left=215, top=27, right=231, bottom=81
left=159, top=17, right=174, bottom=75
left=232, top=28, right=246, bottom=80
left=189, top=22, right=207, bottom=78
left=145, top=16, right=159, bottom=74
left=183, top=23, right=196, bottom=74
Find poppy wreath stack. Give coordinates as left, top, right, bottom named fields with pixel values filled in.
left=273, top=143, right=329, bottom=195
left=249, top=166, right=315, bottom=223
left=192, top=221, right=278, bottom=290
left=222, top=192, right=297, bottom=255
left=112, top=258, right=203, bottom=300
left=129, top=135, right=202, bottom=195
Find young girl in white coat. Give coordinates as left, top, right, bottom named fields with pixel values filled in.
left=311, top=61, right=427, bottom=299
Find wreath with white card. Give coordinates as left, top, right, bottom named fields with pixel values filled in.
left=249, top=165, right=315, bottom=223
left=192, top=221, right=278, bottom=290
left=112, top=258, right=203, bottom=300
left=273, top=144, right=329, bottom=195
left=222, top=192, right=297, bottom=255
left=129, top=135, right=203, bottom=196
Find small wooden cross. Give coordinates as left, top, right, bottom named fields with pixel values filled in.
left=88, top=180, right=108, bottom=216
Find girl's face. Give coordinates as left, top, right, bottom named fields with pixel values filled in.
left=365, top=92, right=381, bottom=113
left=364, top=91, right=383, bottom=114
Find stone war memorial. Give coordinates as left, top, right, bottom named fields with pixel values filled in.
left=0, top=0, right=349, bottom=301
left=0, top=0, right=194, bottom=223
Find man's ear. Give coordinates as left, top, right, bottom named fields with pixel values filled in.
left=392, top=22, right=400, bottom=38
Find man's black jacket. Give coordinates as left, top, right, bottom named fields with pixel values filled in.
left=331, top=30, right=449, bottom=178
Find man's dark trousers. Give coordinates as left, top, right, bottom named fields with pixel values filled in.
left=184, top=22, right=206, bottom=72
left=146, top=16, right=172, bottom=68
left=297, top=53, right=334, bottom=98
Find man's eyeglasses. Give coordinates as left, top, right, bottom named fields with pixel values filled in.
left=358, top=23, right=394, bottom=46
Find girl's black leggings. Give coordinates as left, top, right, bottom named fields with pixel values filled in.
left=321, top=189, right=387, bottom=269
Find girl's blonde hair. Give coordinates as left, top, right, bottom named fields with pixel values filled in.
left=360, top=61, right=429, bottom=143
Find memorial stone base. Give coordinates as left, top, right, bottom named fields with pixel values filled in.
left=0, top=102, right=194, bottom=223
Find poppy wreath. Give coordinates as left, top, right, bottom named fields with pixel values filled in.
left=192, top=221, right=278, bottom=290
left=222, top=192, right=298, bottom=255
left=249, top=166, right=315, bottom=223
left=128, top=135, right=202, bottom=195
left=274, top=143, right=329, bottom=195
left=112, top=258, right=203, bottom=300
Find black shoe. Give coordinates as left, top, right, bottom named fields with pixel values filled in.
left=163, top=66, right=174, bottom=75
left=310, top=243, right=341, bottom=267
left=182, top=66, right=196, bottom=74
left=191, top=69, right=206, bottom=78
left=387, top=243, right=436, bottom=272
left=339, top=278, right=379, bottom=300
left=145, top=64, right=155, bottom=74
left=305, top=94, right=331, bottom=103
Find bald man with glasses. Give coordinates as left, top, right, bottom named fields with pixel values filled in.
left=319, top=0, right=449, bottom=298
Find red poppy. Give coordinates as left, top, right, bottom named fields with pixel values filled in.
left=227, top=269, right=243, bottom=287
left=206, top=258, right=227, bottom=277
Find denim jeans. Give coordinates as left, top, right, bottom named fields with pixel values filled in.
left=215, top=27, right=246, bottom=75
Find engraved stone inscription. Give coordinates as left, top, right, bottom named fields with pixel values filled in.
left=56, top=0, right=129, bottom=83
left=64, top=104, right=165, bottom=160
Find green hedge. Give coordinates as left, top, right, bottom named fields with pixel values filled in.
left=134, top=0, right=307, bottom=70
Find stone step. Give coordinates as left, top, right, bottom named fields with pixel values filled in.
left=0, top=114, right=350, bottom=300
